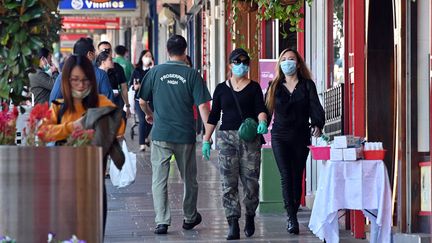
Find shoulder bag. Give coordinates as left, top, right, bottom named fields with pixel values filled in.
left=228, top=80, right=258, bottom=142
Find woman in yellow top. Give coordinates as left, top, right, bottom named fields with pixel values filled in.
left=42, top=55, right=125, bottom=140
left=40, top=54, right=125, bottom=235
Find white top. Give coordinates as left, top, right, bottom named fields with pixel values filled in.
left=308, top=160, right=392, bottom=243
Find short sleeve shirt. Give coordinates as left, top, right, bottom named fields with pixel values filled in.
left=139, top=60, right=211, bottom=143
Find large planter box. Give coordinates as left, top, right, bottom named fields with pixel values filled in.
left=0, top=146, right=103, bottom=242
left=258, top=148, right=284, bottom=213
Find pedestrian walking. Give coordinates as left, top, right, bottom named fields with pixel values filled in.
left=202, top=48, right=268, bottom=240
left=114, top=45, right=134, bottom=82
left=49, top=37, right=114, bottom=103
left=138, top=35, right=212, bottom=235
left=130, top=50, right=154, bottom=151
left=264, top=48, right=325, bottom=234
left=39, top=55, right=125, bottom=235
left=29, top=47, right=59, bottom=104
left=97, top=41, right=131, bottom=120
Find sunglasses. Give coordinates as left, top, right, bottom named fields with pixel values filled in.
left=102, top=48, right=111, bottom=54
left=231, top=58, right=250, bottom=66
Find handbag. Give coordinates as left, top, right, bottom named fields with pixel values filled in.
left=228, top=80, right=258, bottom=142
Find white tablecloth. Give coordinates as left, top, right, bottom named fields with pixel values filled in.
left=308, top=160, right=392, bottom=243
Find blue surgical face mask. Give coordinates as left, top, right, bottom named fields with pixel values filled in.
left=232, top=63, right=249, bottom=77
left=280, top=59, right=297, bottom=75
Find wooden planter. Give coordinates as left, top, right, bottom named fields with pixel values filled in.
left=236, top=0, right=258, bottom=12
left=280, top=0, right=298, bottom=5
left=0, top=146, right=103, bottom=242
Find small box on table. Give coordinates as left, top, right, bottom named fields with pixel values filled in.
left=342, top=147, right=364, bottom=161
left=330, top=148, right=343, bottom=161
left=333, top=135, right=362, bottom=149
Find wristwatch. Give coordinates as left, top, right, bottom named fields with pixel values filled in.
left=125, top=104, right=131, bottom=108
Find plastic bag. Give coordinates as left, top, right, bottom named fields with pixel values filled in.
left=110, top=140, right=137, bottom=188
left=125, top=86, right=135, bottom=114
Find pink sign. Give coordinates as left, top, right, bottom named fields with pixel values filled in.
left=259, top=59, right=277, bottom=148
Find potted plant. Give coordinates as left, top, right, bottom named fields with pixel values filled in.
left=0, top=0, right=62, bottom=105
left=256, top=0, right=313, bottom=33
left=0, top=103, right=103, bottom=242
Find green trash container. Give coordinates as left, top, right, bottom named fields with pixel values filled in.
left=258, top=147, right=285, bottom=213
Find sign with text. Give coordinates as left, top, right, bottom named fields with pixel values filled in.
left=62, top=16, right=120, bottom=29
left=59, top=0, right=136, bottom=11
left=259, top=59, right=277, bottom=148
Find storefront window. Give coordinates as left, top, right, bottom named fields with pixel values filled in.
left=332, top=0, right=344, bottom=87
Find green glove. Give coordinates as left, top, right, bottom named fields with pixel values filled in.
left=257, top=120, right=268, bottom=134
left=202, top=141, right=211, bottom=160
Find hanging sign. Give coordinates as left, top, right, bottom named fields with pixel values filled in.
left=59, top=0, right=137, bottom=11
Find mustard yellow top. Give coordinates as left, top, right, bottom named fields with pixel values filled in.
left=40, top=95, right=125, bottom=142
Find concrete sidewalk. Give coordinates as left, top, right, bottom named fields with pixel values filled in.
left=104, top=122, right=368, bottom=242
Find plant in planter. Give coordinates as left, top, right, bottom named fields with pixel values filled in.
left=256, top=0, right=313, bottom=34
left=227, top=0, right=313, bottom=57
left=0, top=103, right=19, bottom=145
left=0, top=0, right=61, bottom=105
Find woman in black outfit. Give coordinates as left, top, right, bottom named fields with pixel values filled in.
left=203, top=48, right=268, bottom=240
left=130, top=50, right=154, bottom=151
left=265, top=48, right=325, bottom=234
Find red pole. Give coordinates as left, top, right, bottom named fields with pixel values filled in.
left=351, top=0, right=366, bottom=238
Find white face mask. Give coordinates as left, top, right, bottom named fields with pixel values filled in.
left=142, top=57, right=152, bottom=67
left=72, top=88, right=91, bottom=99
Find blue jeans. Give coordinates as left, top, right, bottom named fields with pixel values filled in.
left=134, top=99, right=152, bottom=145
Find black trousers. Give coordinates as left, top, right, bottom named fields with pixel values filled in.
left=271, top=138, right=309, bottom=209
left=135, top=99, right=152, bottom=145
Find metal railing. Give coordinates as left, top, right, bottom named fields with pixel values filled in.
left=323, top=84, right=344, bottom=139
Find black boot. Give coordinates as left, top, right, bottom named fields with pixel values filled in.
left=244, top=214, right=255, bottom=237
left=286, top=205, right=299, bottom=234
left=226, top=217, right=240, bottom=240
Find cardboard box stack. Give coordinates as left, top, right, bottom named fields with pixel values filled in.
left=330, top=135, right=363, bottom=161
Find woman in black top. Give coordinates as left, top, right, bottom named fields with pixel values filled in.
left=130, top=50, right=154, bottom=151
left=203, top=48, right=268, bottom=240
left=265, top=48, right=325, bottom=235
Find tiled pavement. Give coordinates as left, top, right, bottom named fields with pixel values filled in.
left=104, top=121, right=368, bottom=242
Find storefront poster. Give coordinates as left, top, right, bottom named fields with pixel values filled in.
left=59, top=0, right=136, bottom=11
left=259, top=59, right=277, bottom=148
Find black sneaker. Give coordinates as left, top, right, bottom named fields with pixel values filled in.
left=154, top=224, right=168, bottom=234
left=182, top=212, right=202, bottom=230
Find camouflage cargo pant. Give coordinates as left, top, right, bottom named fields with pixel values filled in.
left=216, top=130, right=261, bottom=219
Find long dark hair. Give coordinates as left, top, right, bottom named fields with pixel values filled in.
left=265, top=48, right=312, bottom=113
left=61, top=55, right=99, bottom=112
left=135, top=50, right=153, bottom=69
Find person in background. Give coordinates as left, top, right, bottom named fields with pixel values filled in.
left=114, top=45, right=134, bottom=82
left=96, top=42, right=131, bottom=120
left=49, top=37, right=113, bottom=102
left=39, top=55, right=125, bottom=235
left=139, top=35, right=212, bottom=235
left=29, top=47, right=59, bottom=104
left=202, top=48, right=268, bottom=240
left=265, top=48, right=325, bottom=235
left=130, top=50, right=154, bottom=151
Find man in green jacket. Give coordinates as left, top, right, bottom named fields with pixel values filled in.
left=113, top=45, right=134, bottom=82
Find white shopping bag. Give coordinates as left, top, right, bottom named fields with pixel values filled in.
left=110, top=140, right=137, bottom=188
left=124, top=86, right=136, bottom=114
